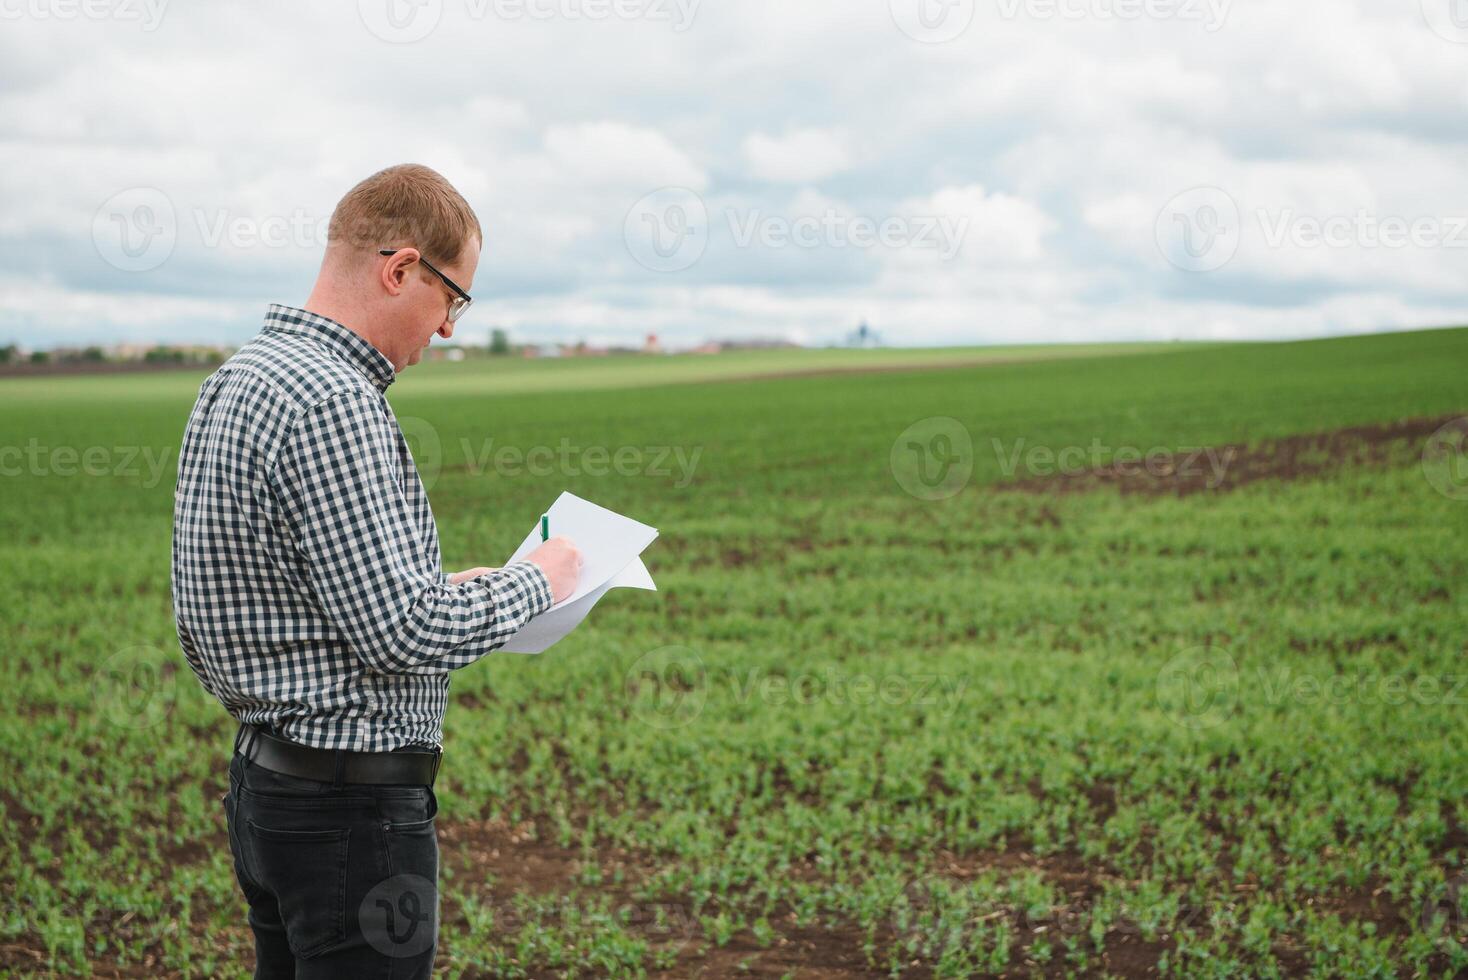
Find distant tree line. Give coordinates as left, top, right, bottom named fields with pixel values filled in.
left=0, top=344, right=229, bottom=368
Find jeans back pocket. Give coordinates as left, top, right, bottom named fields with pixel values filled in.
left=245, top=820, right=351, bottom=958
left=368, top=788, right=440, bottom=960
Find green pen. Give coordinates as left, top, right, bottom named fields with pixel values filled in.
left=540, top=514, right=549, bottom=542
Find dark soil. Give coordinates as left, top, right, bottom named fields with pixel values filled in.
left=996, top=414, right=1463, bottom=497
left=0, top=360, right=213, bottom=378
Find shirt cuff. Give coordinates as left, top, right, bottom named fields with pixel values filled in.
left=492, top=560, right=555, bottom=617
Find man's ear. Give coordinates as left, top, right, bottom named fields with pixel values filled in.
left=380, top=248, right=420, bottom=297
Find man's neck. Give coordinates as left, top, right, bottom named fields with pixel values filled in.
left=301, top=288, right=397, bottom=368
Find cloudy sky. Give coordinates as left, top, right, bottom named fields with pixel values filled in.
left=3, top=0, right=1468, bottom=350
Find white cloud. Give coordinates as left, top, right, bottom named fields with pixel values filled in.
left=0, top=276, right=255, bottom=344
left=905, top=184, right=1054, bottom=264
left=1, top=0, right=1466, bottom=348
left=544, top=122, right=708, bottom=190
left=741, top=128, right=851, bottom=183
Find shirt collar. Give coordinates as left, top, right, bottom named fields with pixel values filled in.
left=262, top=304, right=397, bottom=392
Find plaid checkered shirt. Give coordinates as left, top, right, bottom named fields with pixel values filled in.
left=171, top=304, right=553, bottom=751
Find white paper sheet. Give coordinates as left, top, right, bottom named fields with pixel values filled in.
left=499, top=492, right=658, bottom=654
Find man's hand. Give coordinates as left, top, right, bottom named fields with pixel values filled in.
left=447, top=567, right=498, bottom=585
left=526, top=536, right=582, bottom=604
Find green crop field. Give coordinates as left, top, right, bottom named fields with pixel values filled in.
left=2, top=329, right=1467, bottom=978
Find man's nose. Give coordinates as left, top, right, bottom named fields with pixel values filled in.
left=438, top=319, right=453, bottom=340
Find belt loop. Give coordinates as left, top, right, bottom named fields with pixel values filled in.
left=332, top=748, right=346, bottom=788
left=243, top=724, right=261, bottom=764
left=430, top=747, right=442, bottom=788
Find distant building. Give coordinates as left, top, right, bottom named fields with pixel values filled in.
left=108, top=342, right=155, bottom=361
left=643, top=332, right=661, bottom=354
left=719, top=338, right=801, bottom=351
left=846, top=322, right=882, bottom=348
left=144, top=344, right=230, bottom=365
left=560, top=341, right=609, bottom=357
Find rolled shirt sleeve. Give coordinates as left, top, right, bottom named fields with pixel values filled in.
left=268, top=386, right=553, bottom=675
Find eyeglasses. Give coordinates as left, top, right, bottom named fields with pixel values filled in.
left=378, top=248, right=473, bottom=323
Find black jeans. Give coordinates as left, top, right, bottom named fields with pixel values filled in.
left=222, top=740, right=440, bottom=979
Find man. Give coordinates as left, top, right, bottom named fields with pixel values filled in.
left=170, top=163, right=581, bottom=978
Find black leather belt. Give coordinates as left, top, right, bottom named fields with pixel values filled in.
left=235, top=723, right=441, bottom=787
